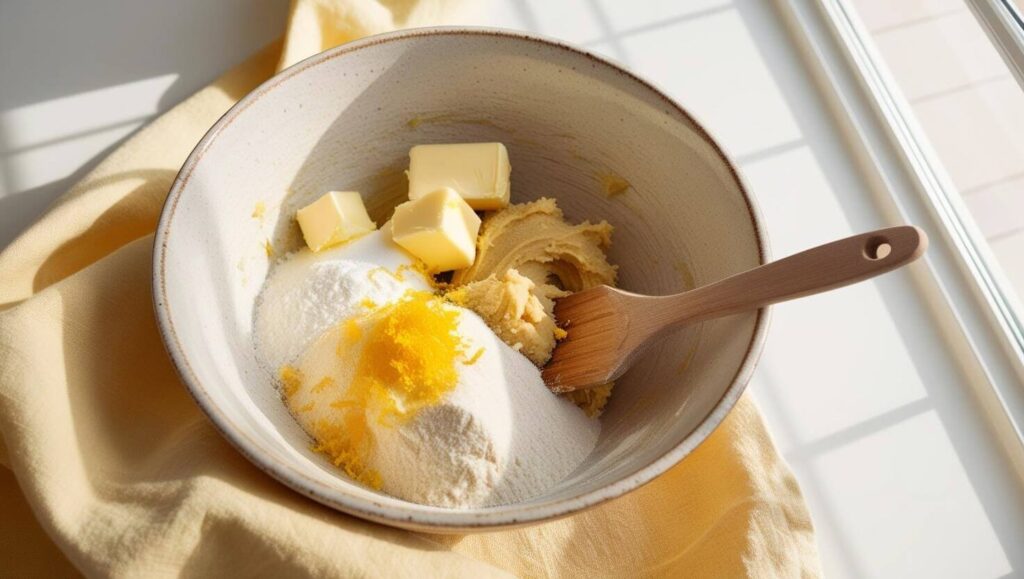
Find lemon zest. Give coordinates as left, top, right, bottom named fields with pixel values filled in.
left=298, top=291, right=466, bottom=489
left=463, top=347, right=485, bottom=366
left=312, top=376, right=334, bottom=394
left=279, top=365, right=302, bottom=397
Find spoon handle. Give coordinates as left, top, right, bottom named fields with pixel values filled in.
left=651, top=225, right=928, bottom=329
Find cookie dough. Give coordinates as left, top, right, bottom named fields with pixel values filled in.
left=451, top=198, right=617, bottom=415
left=452, top=197, right=616, bottom=291
left=447, top=269, right=567, bottom=367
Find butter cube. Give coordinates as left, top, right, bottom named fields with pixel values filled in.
left=296, top=191, right=376, bottom=252
left=390, top=187, right=482, bottom=272
left=408, top=143, right=511, bottom=210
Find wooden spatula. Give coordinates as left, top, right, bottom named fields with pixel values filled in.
left=541, top=225, right=927, bottom=393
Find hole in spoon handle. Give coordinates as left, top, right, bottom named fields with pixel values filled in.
left=863, top=236, right=892, bottom=260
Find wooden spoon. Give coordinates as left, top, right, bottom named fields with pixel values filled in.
left=541, top=225, right=927, bottom=393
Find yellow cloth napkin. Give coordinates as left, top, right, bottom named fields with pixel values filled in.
left=0, top=1, right=821, bottom=576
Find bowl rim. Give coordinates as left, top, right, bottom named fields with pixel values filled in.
left=152, top=25, right=772, bottom=532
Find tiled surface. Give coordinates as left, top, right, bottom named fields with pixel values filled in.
left=913, top=79, right=1024, bottom=192
left=521, top=0, right=605, bottom=44
left=869, top=10, right=1007, bottom=101
left=612, top=8, right=804, bottom=158
left=592, top=0, right=731, bottom=32
left=852, top=0, right=1024, bottom=305
left=809, top=411, right=1010, bottom=578
left=964, top=175, right=1024, bottom=240
left=853, top=0, right=963, bottom=32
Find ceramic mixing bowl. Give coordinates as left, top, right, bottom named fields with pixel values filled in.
left=153, top=27, right=769, bottom=532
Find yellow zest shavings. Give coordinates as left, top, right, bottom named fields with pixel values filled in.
left=297, top=291, right=466, bottom=489
left=263, top=239, right=275, bottom=257
left=312, top=376, right=334, bottom=394
left=463, top=347, right=485, bottom=366
left=310, top=417, right=382, bottom=489
left=367, top=262, right=435, bottom=289
left=299, top=401, right=315, bottom=413
left=279, top=365, right=303, bottom=397
left=352, top=291, right=465, bottom=423
left=342, top=318, right=362, bottom=345
left=553, top=327, right=568, bottom=340
left=252, top=201, right=266, bottom=220
left=397, top=262, right=435, bottom=286
left=360, top=298, right=378, bottom=309
left=601, top=173, right=631, bottom=197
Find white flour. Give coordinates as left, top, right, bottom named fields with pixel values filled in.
left=253, top=230, right=429, bottom=370
left=294, top=305, right=599, bottom=508
left=386, top=313, right=600, bottom=507
left=255, top=229, right=599, bottom=508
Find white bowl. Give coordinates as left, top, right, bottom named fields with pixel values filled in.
left=153, top=27, right=769, bottom=532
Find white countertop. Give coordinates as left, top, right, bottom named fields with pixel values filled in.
left=3, top=1, right=1022, bottom=576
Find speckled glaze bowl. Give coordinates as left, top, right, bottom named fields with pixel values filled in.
left=153, top=27, right=769, bottom=532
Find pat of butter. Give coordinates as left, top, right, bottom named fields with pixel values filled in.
left=390, top=187, right=482, bottom=272
left=408, top=143, right=511, bottom=210
left=296, top=191, right=376, bottom=252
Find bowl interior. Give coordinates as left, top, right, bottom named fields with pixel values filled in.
left=156, top=29, right=765, bottom=529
